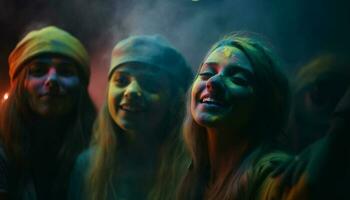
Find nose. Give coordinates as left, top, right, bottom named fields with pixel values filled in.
left=206, top=74, right=225, bottom=94
left=124, top=80, right=142, bottom=99
left=44, top=67, right=59, bottom=89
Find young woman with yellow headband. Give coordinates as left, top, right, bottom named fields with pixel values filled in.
left=0, top=26, right=96, bottom=200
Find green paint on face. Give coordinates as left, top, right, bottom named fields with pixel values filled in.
left=191, top=45, right=256, bottom=129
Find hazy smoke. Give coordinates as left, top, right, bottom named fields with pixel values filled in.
left=1, top=0, right=349, bottom=107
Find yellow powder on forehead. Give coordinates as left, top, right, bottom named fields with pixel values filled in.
left=205, top=46, right=240, bottom=64
left=222, top=46, right=234, bottom=58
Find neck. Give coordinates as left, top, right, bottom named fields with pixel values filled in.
left=28, top=115, right=73, bottom=153
left=206, top=127, right=252, bottom=183
left=119, top=129, right=162, bottom=165
left=31, top=116, right=71, bottom=136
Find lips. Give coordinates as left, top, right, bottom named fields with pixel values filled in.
left=119, top=103, right=144, bottom=113
left=201, top=97, right=225, bottom=106
left=39, top=92, right=66, bottom=100
left=199, top=93, right=226, bottom=107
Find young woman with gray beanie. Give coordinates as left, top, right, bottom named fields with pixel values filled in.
left=69, top=35, right=193, bottom=200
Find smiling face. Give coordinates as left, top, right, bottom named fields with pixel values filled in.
left=191, top=46, right=256, bottom=130
left=108, top=63, right=172, bottom=136
left=24, top=54, right=81, bottom=118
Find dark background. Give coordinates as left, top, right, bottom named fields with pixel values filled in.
left=1, top=0, right=349, bottom=108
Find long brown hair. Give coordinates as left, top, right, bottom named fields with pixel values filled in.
left=86, top=81, right=191, bottom=200
left=177, top=33, right=290, bottom=200
left=0, top=66, right=96, bottom=199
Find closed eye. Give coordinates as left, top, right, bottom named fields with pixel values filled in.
left=231, top=76, right=249, bottom=86
left=198, top=72, right=214, bottom=80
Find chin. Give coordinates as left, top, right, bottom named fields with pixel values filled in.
left=35, top=107, right=54, bottom=116
left=116, top=120, right=130, bottom=131
left=194, top=113, right=222, bottom=128
left=116, top=120, right=139, bottom=133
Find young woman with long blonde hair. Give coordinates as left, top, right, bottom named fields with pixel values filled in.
left=0, top=26, right=96, bottom=200
left=69, top=35, right=193, bottom=200
left=177, top=33, right=350, bottom=199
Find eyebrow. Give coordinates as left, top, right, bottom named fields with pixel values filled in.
left=199, top=63, right=215, bottom=71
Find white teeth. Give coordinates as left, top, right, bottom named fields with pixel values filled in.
left=202, top=97, right=216, bottom=103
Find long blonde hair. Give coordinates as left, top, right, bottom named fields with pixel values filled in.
left=0, top=66, right=96, bottom=199
left=86, top=82, right=191, bottom=200
left=177, top=33, right=291, bottom=200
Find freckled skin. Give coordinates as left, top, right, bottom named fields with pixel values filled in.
left=191, top=46, right=256, bottom=129
left=108, top=63, right=172, bottom=139
left=24, top=55, right=80, bottom=118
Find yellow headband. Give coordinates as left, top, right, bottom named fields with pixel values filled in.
left=8, top=26, right=90, bottom=84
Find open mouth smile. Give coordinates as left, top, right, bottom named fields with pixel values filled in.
left=199, top=94, right=227, bottom=107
